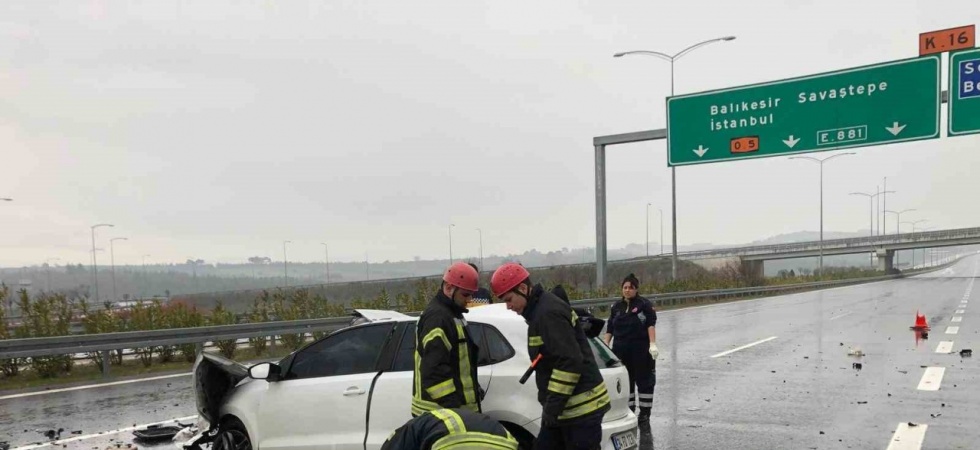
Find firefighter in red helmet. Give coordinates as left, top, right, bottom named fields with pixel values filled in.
left=412, top=262, right=483, bottom=417
left=491, top=263, right=610, bottom=450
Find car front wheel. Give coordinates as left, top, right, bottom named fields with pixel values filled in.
left=213, top=418, right=252, bottom=450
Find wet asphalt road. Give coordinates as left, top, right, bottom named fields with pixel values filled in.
left=1, top=255, right=977, bottom=450
left=0, top=373, right=198, bottom=450
left=648, top=254, right=979, bottom=449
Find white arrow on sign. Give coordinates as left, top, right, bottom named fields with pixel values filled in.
left=885, top=122, right=907, bottom=136
left=782, top=135, right=801, bottom=148
left=693, top=145, right=709, bottom=158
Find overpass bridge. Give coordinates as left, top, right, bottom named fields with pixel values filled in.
left=629, top=226, right=980, bottom=275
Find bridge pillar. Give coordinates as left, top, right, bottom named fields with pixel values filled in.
left=740, top=259, right=765, bottom=280
left=877, top=249, right=895, bottom=273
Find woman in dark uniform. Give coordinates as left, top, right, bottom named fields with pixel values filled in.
left=603, top=273, right=658, bottom=422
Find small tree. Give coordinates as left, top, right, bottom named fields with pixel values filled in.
left=163, top=300, right=205, bottom=363
left=129, top=301, right=163, bottom=367
left=247, top=292, right=271, bottom=355
left=209, top=301, right=238, bottom=358
left=0, top=284, right=21, bottom=377
left=18, top=291, right=74, bottom=378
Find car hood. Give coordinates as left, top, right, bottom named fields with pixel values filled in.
left=193, top=352, right=250, bottom=424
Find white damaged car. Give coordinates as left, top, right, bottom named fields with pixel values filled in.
left=189, top=304, right=638, bottom=450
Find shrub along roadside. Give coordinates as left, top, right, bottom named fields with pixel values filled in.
left=0, top=264, right=884, bottom=382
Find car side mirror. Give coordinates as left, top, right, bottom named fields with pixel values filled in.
left=249, top=362, right=282, bottom=382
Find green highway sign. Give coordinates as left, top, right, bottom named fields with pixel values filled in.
left=949, top=48, right=980, bottom=137
left=667, top=56, right=941, bottom=166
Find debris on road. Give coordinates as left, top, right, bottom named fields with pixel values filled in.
left=687, top=407, right=701, bottom=412
left=908, top=422, right=919, bottom=427
left=1, top=441, right=9, bottom=450
left=133, top=423, right=192, bottom=442
left=72, top=431, right=83, bottom=435
left=853, top=363, right=863, bottom=370
left=857, top=401, right=868, bottom=405
left=960, top=349, right=972, bottom=357
left=930, top=413, right=942, bottom=418
left=847, top=347, right=865, bottom=357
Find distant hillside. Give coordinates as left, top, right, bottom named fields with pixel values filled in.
left=1, top=228, right=949, bottom=302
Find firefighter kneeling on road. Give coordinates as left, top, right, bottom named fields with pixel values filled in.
left=491, top=263, right=611, bottom=450
left=382, top=408, right=518, bottom=450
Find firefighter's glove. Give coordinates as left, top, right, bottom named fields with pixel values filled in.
left=649, top=343, right=660, bottom=360
left=542, top=399, right=565, bottom=427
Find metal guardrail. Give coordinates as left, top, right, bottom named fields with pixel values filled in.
left=0, top=317, right=352, bottom=360
left=0, top=257, right=961, bottom=376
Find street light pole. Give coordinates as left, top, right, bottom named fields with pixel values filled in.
left=449, top=224, right=456, bottom=264
left=109, top=237, right=128, bottom=301
left=320, top=243, right=330, bottom=285
left=615, top=35, right=736, bottom=280
left=850, top=190, right=895, bottom=267
left=790, top=152, right=855, bottom=275
left=885, top=209, right=916, bottom=267
left=883, top=177, right=888, bottom=235
left=659, top=208, right=664, bottom=256
left=283, top=240, right=292, bottom=288
left=90, top=223, right=114, bottom=302
left=476, top=228, right=484, bottom=269
left=646, top=203, right=651, bottom=257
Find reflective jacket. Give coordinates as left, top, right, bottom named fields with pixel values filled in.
left=522, top=284, right=611, bottom=425
left=382, top=408, right=518, bottom=450
left=607, top=295, right=657, bottom=348
left=413, top=291, right=481, bottom=417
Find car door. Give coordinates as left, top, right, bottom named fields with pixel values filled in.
left=256, top=323, right=397, bottom=450
left=365, top=322, right=496, bottom=449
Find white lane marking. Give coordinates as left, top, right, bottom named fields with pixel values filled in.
left=935, top=341, right=954, bottom=353
left=10, top=415, right=199, bottom=450
left=829, top=312, right=852, bottom=321
left=951, top=316, right=963, bottom=323
left=946, top=326, right=960, bottom=334
left=956, top=309, right=966, bottom=314
left=710, top=336, right=778, bottom=358
left=0, top=372, right=191, bottom=401
left=917, top=367, right=946, bottom=391
left=886, top=422, right=928, bottom=450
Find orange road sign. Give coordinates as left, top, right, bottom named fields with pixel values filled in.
left=729, top=136, right=759, bottom=154
left=919, top=25, right=975, bottom=56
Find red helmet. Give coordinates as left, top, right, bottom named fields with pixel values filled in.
left=443, top=262, right=479, bottom=292
left=491, top=263, right=530, bottom=297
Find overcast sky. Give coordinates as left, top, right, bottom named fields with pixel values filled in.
left=1, top=0, right=978, bottom=267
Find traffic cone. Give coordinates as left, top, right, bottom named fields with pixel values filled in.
left=911, top=310, right=930, bottom=330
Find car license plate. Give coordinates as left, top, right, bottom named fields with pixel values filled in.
left=612, top=430, right=638, bottom=450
